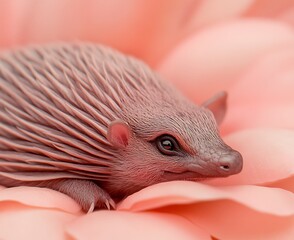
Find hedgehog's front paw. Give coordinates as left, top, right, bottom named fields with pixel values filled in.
left=88, top=187, right=116, bottom=213
left=41, top=179, right=116, bottom=212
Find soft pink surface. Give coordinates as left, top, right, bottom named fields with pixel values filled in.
left=118, top=181, right=294, bottom=215
left=0, top=187, right=81, bottom=213
left=0, top=1, right=293, bottom=239
left=118, top=182, right=294, bottom=239
left=66, top=211, right=211, bottom=240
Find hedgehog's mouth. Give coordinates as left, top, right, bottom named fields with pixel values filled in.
left=162, top=170, right=210, bottom=181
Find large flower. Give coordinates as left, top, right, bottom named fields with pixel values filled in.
left=0, top=1, right=294, bottom=239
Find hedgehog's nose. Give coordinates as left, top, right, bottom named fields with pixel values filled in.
left=217, top=150, right=243, bottom=176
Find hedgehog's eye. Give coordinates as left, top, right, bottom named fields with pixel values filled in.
left=156, top=135, right=181, bottom=156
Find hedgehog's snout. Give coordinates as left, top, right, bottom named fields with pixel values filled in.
left=217, top=150, right=243, bottom=176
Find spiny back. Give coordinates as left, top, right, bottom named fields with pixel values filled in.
left=0, top=43, right=169, bottom=183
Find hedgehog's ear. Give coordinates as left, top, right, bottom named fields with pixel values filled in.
left=201, top=91, right=227, bottom=125
left=107, top=120, right=131, bottom=148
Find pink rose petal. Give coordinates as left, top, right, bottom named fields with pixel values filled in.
left=167, top=199, right=294, bottom=240
left=207, top=129, right=294, bottom=186
left=157, top=19, right=294, bottom=103
left=118, top=181, right=294, bottom=239
left=266, top=175, right=294, bottom=193
left=66, top=210, right=210, bottom=240
left=0, top=186, right=81, bottom=213
left=0, top=207, right=77, bottom=240
left=118, top=181, right=294, bottom=216
left=223, top=45, right=294, bottom=133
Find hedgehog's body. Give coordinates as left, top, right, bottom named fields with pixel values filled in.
left=0, top=43, right=242, bottom=211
